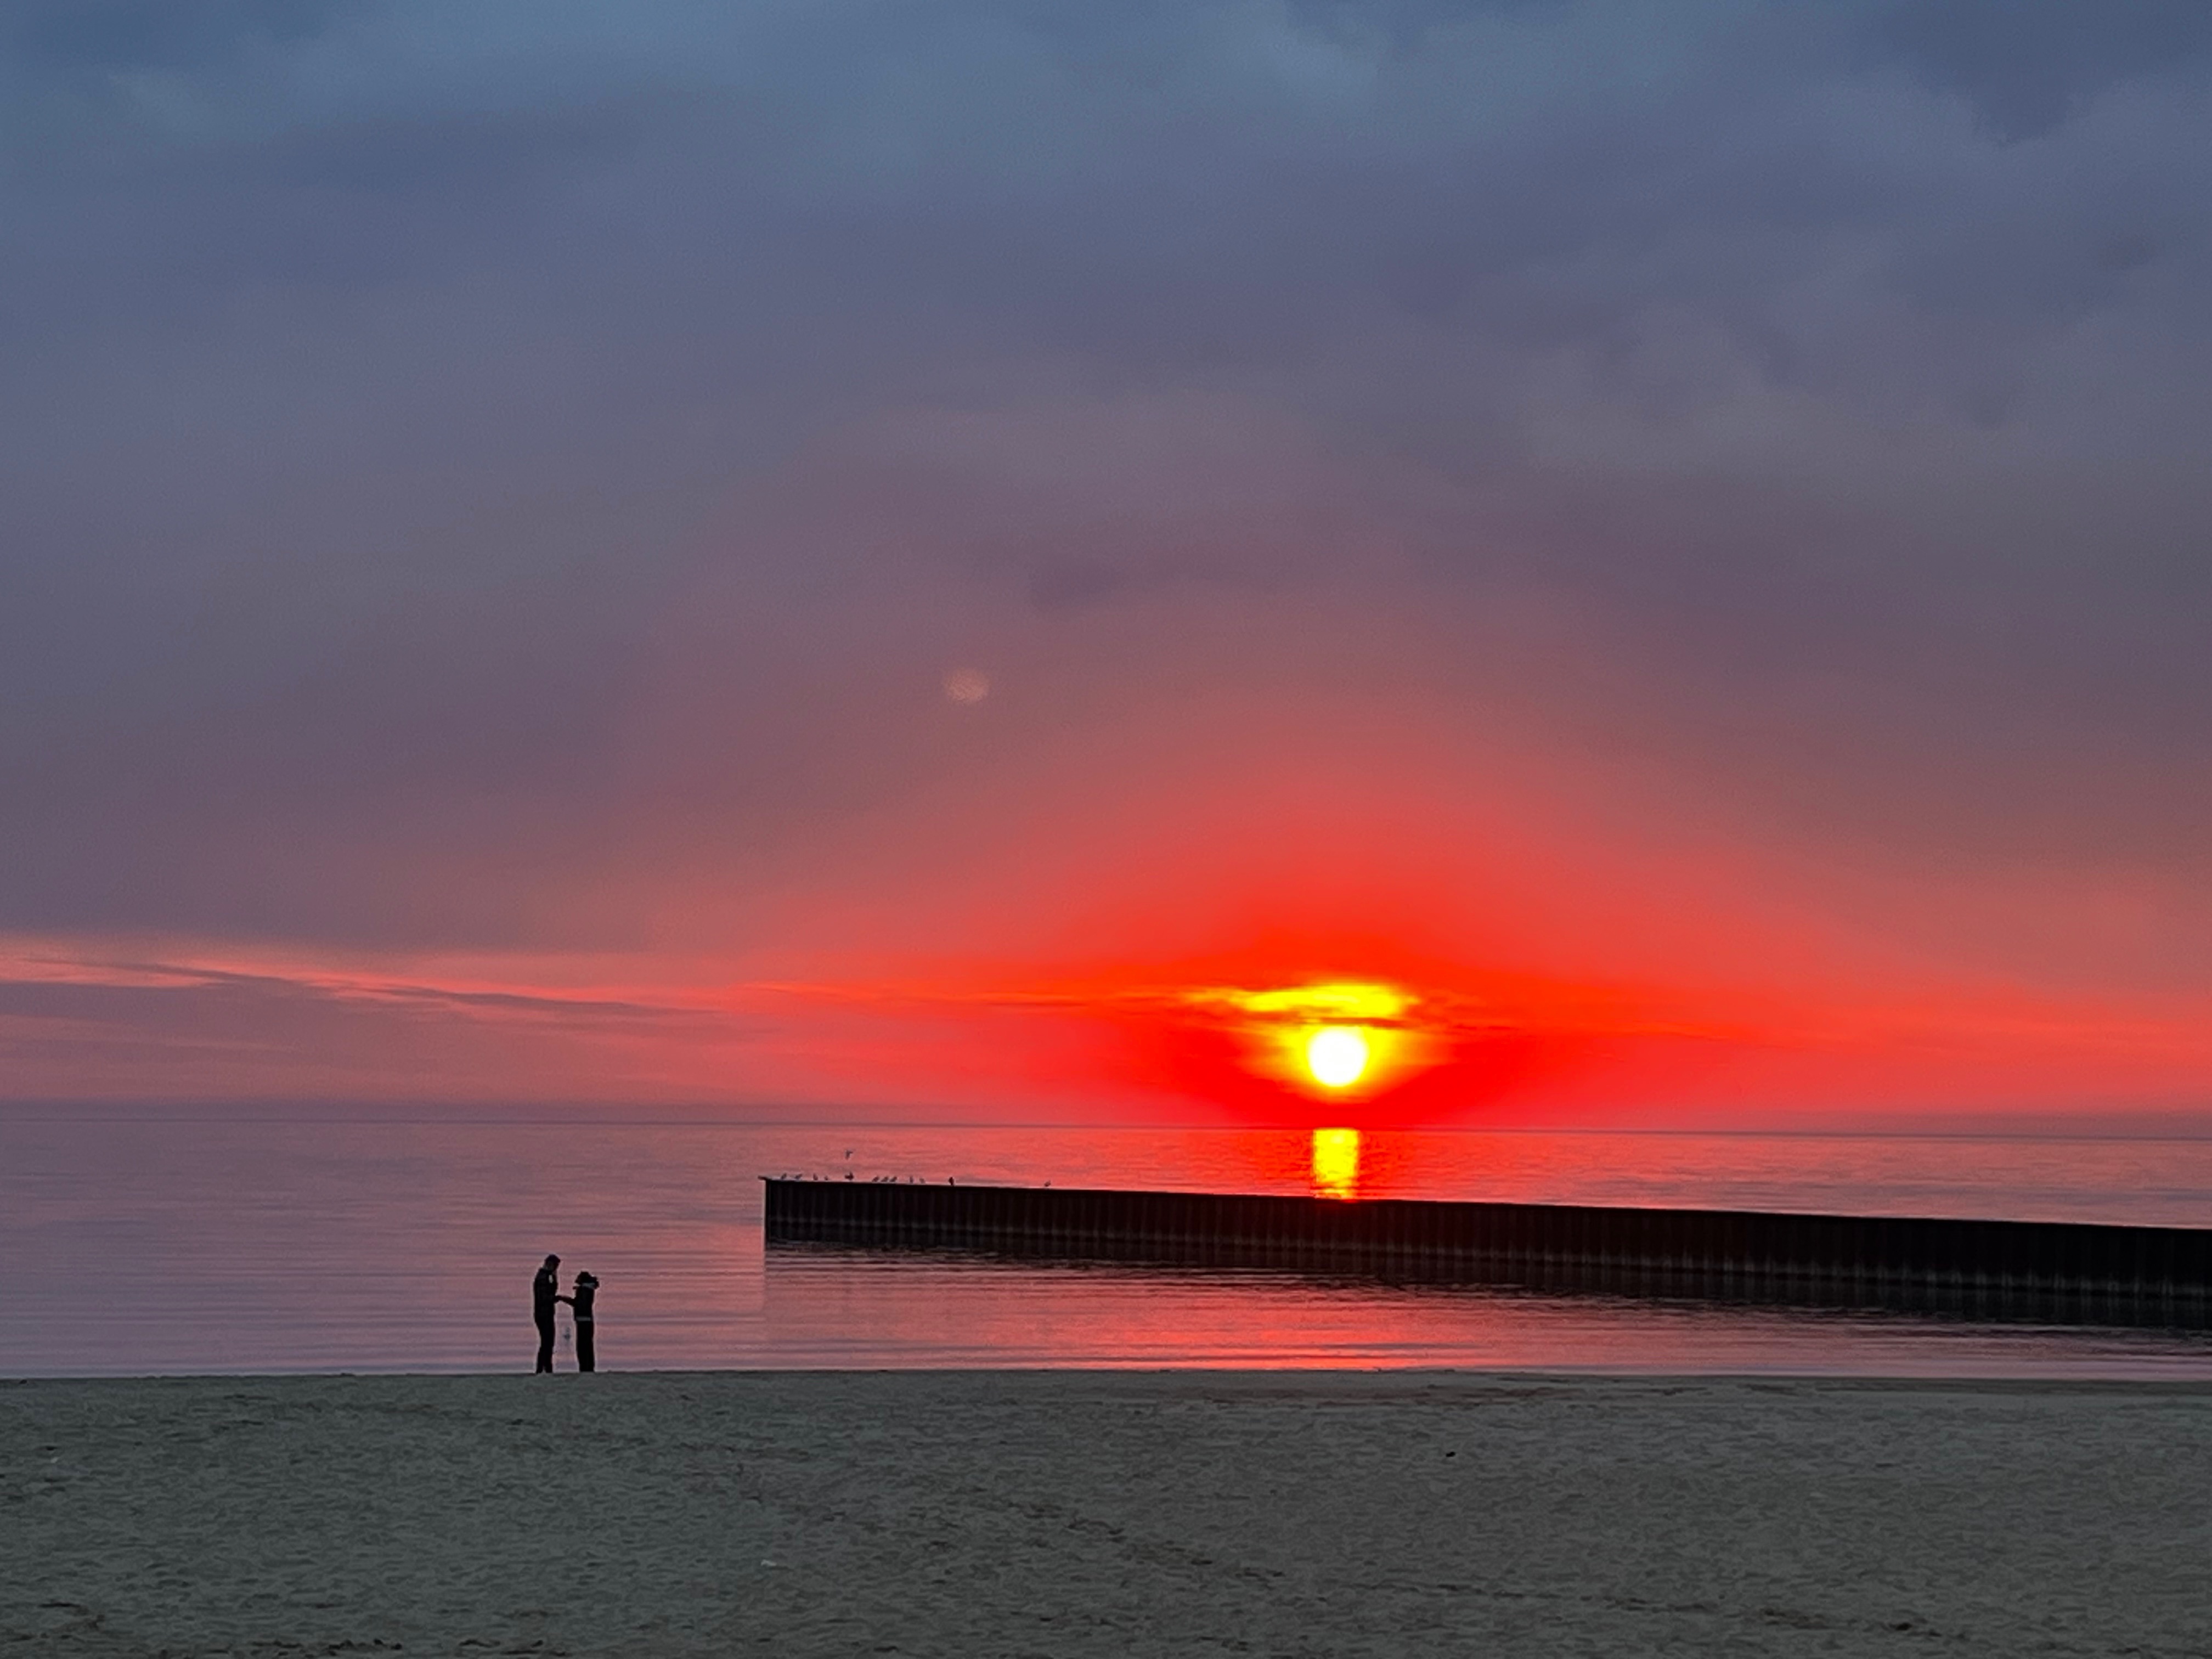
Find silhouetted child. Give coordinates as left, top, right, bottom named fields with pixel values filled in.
left=532, top=1254, right=561, bottom=1374
left=556, top=1271, right=599, bottom=1373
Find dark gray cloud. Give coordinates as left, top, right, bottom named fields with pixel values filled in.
left=4, top=0, right=2211, bottom=955
left=3, top=0, right=353, bottom=71
left=1869, top=0, right=2212, bottom=140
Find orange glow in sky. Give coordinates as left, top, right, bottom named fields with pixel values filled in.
left=1167, top=980, right=1447, bottom=1109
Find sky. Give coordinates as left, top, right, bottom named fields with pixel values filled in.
left=6, top=0, right=2212, bottom=1124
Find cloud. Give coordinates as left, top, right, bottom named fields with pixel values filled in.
left=1867, top=0, right=2212, bottom=140
left=6, top=2, right=2212, bottom=1110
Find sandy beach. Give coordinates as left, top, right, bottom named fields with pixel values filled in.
left=5, top=1371, right=2209, bottom=1657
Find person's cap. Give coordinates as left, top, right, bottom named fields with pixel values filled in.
left=544, top=1254, right=560, bottom=1264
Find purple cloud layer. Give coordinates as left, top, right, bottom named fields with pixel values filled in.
left=5, top=2, right=2212, bottom=1108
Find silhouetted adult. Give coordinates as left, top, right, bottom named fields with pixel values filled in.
left=532, top=1254, right=561, bottom=1373
left=557, top=1272, right=599, bottom=1373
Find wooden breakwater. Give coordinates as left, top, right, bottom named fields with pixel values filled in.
left=763, top=1178, right=2212, bottom=1328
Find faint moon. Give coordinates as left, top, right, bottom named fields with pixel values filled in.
left=943, top=668, right=991, bottom=704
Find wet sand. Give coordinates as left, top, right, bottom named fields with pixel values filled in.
left=4, top=1371, right=2209, bottom=1656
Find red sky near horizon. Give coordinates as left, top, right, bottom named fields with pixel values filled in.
left=9, top=662, right=2212, bottom=1125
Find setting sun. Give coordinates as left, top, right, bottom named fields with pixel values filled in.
left=1306, top=1026, right=1370, bottom=1088
left=1170, top=978, right=1438, bottom=1101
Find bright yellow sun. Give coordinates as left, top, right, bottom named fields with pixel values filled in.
left=1305, top=1025, right=1370, bottom=1088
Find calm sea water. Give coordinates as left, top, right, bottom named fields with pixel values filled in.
left=6, top=1112, right=2212, bottom=1379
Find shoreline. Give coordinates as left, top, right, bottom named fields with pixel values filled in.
left=9, top=1370, right=2211, bottom=1655
left=13, top=1364, right=2212, bottom=1387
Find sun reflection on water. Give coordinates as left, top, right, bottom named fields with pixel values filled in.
left=1311, top=1127, right=1361, bottom=1200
